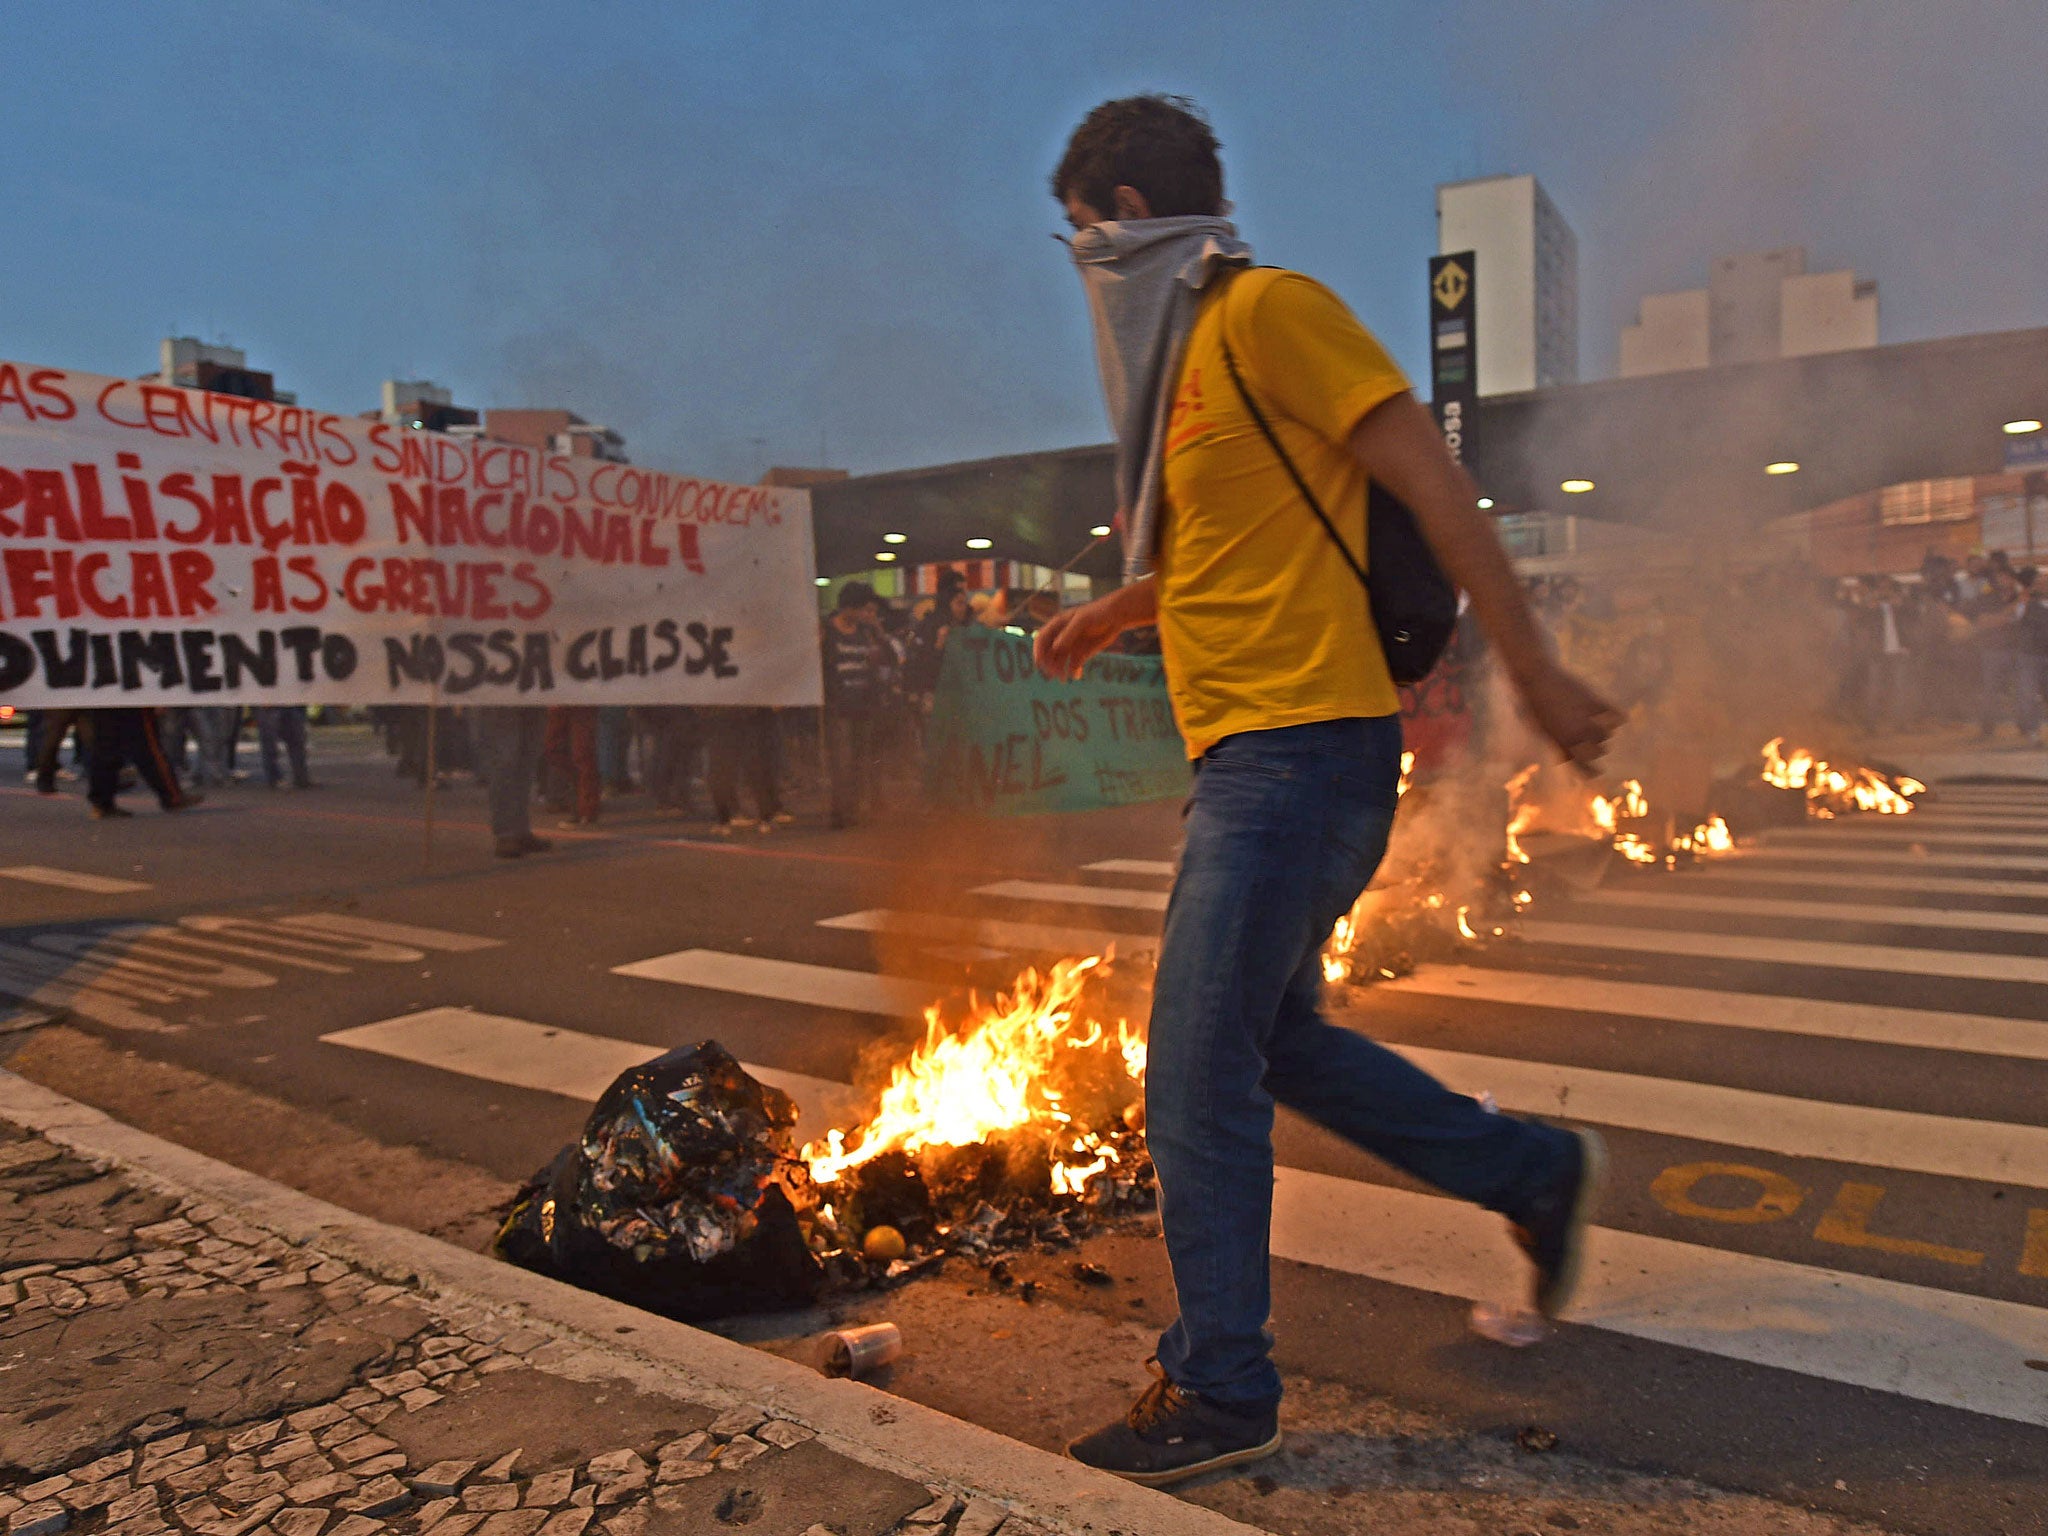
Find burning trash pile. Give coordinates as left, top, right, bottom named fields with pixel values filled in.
left=799, top=952, right=1155, bottom=1292
left=496, top=957, right=1157, bottom=1319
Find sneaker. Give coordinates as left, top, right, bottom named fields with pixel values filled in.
left=1067, top=1367, right=1280, bottom=1488
left=769, top=811, right=797, bottom=826
left=1510, top=1126, right=1608, bottom=1318
left=713, top=817, right=753, bottom=837
left=90, top=803, right=134, bottom=820
left=33, top=774, right=56, bottom=796
left=167, top=791, right=205, bottom=811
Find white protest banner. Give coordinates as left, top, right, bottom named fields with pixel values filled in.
left=0, top=360, right=823, bottom=708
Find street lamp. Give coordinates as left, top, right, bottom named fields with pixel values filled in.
left=874, top=551, right=897, bottom=563
left=1089, top=524, right=1113, bottom=538
left=1560, top=479, right=1595, bottom=494
left=965, top=537, right=993, bottom=550
left=1477, top=497, right=1495, bottom=510
left=1765, top=461, right=1800, bottom=476
left=2007, top=420, right=2045, bottom=435
left=883, top=532, right=907, bottom=544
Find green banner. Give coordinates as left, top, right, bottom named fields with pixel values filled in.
left=923, top=628, right=1189, bottom=814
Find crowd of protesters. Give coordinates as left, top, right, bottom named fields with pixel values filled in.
left=1826, top=550, right=2048, bottom=740
left=12, top=570, right=1116, bottom=850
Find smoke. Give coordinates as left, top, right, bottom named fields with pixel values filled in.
left=1444, top=0, right=2048, bottom=371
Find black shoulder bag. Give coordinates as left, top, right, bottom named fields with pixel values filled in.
left=1217, top=327, right=1458, bottom=685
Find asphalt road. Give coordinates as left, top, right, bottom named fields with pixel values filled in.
left=4, top=722, right=2048, bottom=1534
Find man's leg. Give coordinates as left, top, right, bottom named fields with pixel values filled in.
left=131, top=711, right=184, bottom=808
left=570, top=708, right=601, bottom=822
left=747, top=709, right=783, bottom=818
left=706, top=712, right=740, bottom=822
left=283, top=706, right=312, bottom=786
left=85, top=711, right=125, bottom=814
left=258, top=708, right=285, bottom=786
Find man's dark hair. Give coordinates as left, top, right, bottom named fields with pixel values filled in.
left=1052, top=95, right=1224, bottom=219
left=836, top=581, right=878, bottom=611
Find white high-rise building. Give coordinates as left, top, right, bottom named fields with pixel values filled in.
left=1435, top=174, right=1580, bottom=395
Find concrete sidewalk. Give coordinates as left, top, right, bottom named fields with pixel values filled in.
left=0, top=1070, right=1259, bottom=1536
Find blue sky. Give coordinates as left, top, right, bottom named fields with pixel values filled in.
left=6, top=2, right=2044, bottom=482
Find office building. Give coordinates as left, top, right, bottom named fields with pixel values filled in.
left=1620, top=246, right=1878, bottom=377
left=483, top=408, right=628, bottom=463
left=1435, top=174, right=1580, bottom=395
left=376, top=380, right=479, bottom=435
left=159, top=337, right=294, bottom=404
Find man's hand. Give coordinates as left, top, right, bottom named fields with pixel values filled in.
left=1033, top=577, right=1158, bottom=681
left=1518, top=662, right=1625, bottom=775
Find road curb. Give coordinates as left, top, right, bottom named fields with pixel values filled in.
left=0, top=1067, right=1262, bottom=1536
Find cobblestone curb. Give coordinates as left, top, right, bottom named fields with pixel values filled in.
left=0, top=1070, right=1258, bottom=1536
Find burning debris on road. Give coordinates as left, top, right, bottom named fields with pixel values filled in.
left=493, top=737, right=1925, bottom=1321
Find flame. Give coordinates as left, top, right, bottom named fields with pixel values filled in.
left=1761, top=738, right=1922, bottom=816
left=1397, top=750, right=1416, bottom=798
left=802, top=954, right=1140, bottom=1198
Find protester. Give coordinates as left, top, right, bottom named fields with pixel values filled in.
left=473, top=707, right=552, bottom=859
left=258, top=705, right=318, bottom=790
left=85, top=707, right=201, bottom=818
left=542, top=705, right=602, bottom=827
left=1862, top=577, right=1916, bottom=732
left=1036, top=95, right=1619, bottom=1486
left=821, top=582, right=890, bottom=828
left=643, top=705, right=703, bottom=816
left=2013, top=568, right=2048, bottom=746
left=597, top=706, right=637, bottom=797
left=30, top=708, right=88, bottom=795
left=189, top=704, right=241, bottom=788
left=1973, top=568, right=2026, bottom=741
left=705, top=706, right=787, bottom=833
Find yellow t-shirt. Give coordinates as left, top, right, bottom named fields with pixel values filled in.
left=1156, top=267, right=1409, bottom=758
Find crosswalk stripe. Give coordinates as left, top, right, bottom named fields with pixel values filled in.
left=1084, top=858, right=1177, bottom=879
left=1384, top=964, right=2048, bottom=1062
left=972, top=879, right=1170, bottom=913
left=1745, top=845, right=2048, bottom=874
left=1772, top=825, right=2048, bottom=850
left=611, top=948, right=936, bottom=1016
left=279, top=913, right=504, bottom=952
left=1272, top=1168, right=2048, bottom=1430
left=1576, top=887, right=2048, bottom=936
left=609, top=944, right=2048, bottom=1184
left=318, top=1007, right=863, bottom=1137
left=0, top=866, right=152, bottom=895
left=1689, top=867, right=2048, bottom=901
left=1400, top=1043, right=2048, bottom=1186
left=1911, top=810, right=2048, bottom=828
left=818, top=908, right=1146, bottom=956
left=318, top=999, right=2048, bottom=1429
left=1519, top=917, right=2048, bottom=984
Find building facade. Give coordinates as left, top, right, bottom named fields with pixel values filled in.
left=1621, top=246, right=1879, bottom=378
left=1435, top=174, right=1580, bottom=395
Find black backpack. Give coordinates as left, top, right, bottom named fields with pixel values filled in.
left=1218, top=319, right=1459, bottom=686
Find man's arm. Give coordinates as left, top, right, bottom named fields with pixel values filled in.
left=1349, top=391, right=1622, bottom=771
left=1032, top=575, right=1157, bottom=681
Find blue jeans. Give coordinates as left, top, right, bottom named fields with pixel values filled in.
left=1147, top=715, right=1574, bottom=1410
left=258, top=706, right=310, bottom=787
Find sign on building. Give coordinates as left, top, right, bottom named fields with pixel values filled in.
left=0, top=359, right=823, bottom=708
left=1428, top=252, right=1478, bottom=473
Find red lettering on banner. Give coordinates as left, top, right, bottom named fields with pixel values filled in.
left=317, top=414, right=356, bottom=466
left=211, top=475, right=254, bottom=546
left=168, top=550, right=216, bottom=616
left=76, top=552, right=129, bottom=619
left=564, top=506, right=604, bottom=561
left=324, top=481, right=366, bottom=543
left=677, top=524, right=704, bottom=573
left=288, top=471, right=330, bottom=545
left=390, top=482, right=433, bottom=544
left=4, top=550, right=57, bottom=617
left=511, top=561, right=549, bottom=621
left=252, top=556, right=287, bottom=613
left=29, top=371, right=77, bottom=420
left=435, top=487, right=474, bottom=546
left=0, top=467, right=22, bottom=536
left=637, top=518, right=669, bottom=567
left=158, top=473, right=212, bottom=541
left=75, top=464, right=134, bottom=541
left=23, top=469, right=83, bottom=540
left=368, top=423, right=402, bottom=475
left=131, top=552, right=175, bottom=618
left=474, top=492, right=508, bottom=548
left=286, top=556, right=326, bottom=613
left=602, top=513, right=633, bottom=564
left=96, top=380, right=145, bottom=430
left=473, top=562, right=507, bottom=620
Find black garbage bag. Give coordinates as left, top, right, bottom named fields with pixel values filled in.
left=494, top=1040, right=823, bottom=1320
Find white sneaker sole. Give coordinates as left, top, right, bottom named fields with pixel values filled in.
left=1072, top=1429, right=1283, bottom=1488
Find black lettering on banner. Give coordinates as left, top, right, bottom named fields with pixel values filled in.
left=384, top=633, right=444, bottom=687
left=565, top=631, right=600, bottom=682
left=279, top=627, right=323, bottom=684
left=118, top=631, right=183, bottom=691
left=322, top=633, right=357, bottom=681
left=651, top=618, right=681, bottom=673
left=89, top=633, right=116, bottom=688
left=0, top=632, right=32, bottom=693
left=221, top=631, right=278, bottom=689
left=444, top=634, right=488, bottom=695
left=518, top=631, right=554, bottom=692
left=179, top=630, right=223, bottom=693
left=683, top=622, right=737, bottom=679
left=485, top=630, right=521, bottom=685
left=33, top=629, right=89, bottom=689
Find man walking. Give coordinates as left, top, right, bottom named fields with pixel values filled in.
left=84, top=708, right=201, bottom=818
left=473, top=707, right=552, bottom=859
left=821, top=581, right=889, bottom=828
left=1035, top=96, right=1621, bottom=1486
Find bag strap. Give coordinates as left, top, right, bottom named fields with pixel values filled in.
left=1215, top=299, right=1370, bottom=593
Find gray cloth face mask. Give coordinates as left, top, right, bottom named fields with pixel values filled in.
left=1069, top=216, right=1253, bottom=582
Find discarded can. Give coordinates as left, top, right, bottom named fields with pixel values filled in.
left=820, top=1322, right=903, bottom=1379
